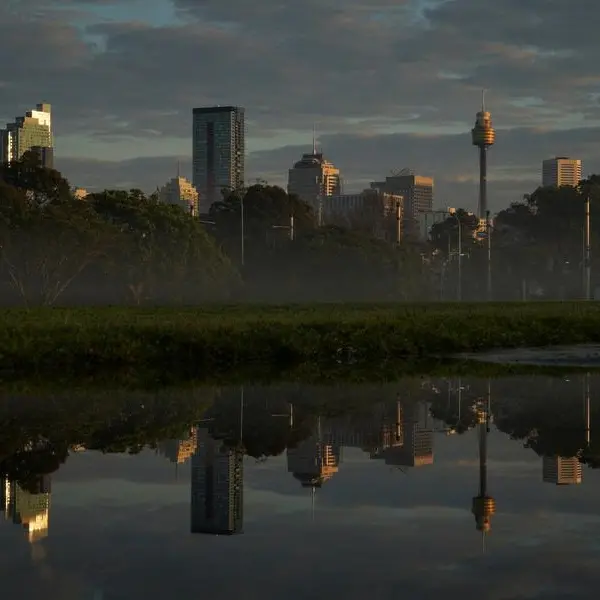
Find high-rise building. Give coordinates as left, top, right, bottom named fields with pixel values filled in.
left=157, top=428, right=198, bottom=465
left=542, top=157, right=582, bottom=188
left=370, top=171, right=433, bottom=221
left=542, top=456, right=582, bottom=485
left=192, top=106, right=245, bottom=214
left=287, top=140, right=341, bottom=221
left=190, top=428, right=244, bottom=535
left=0, top=103, right=53, bottom=165
left=158, top=175, right=200, bottom=216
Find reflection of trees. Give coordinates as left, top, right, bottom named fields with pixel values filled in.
left=0, top=440, right=68, bottom=493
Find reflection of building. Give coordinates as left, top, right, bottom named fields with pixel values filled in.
left=377, top=402, right=434, bottom=468
left=157, top=429, right=198, bottom=465
left=543, top=456, right=582, bottom=485
left=192, top=105, right=245, bottom=213
left=1, top=476, right=51, bottom=543
left=287, top=432, right=340, bottom=488
left=287, top=141, right=341, bottom=220
left=1, top=103, right=53, bottom=165
left=190, top=428, right=244, bottom=535
left=471, top=392, right=495, bottom=548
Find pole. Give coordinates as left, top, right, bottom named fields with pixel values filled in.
left=396, top=200, right=402, bottom=245
left=479, top=146, right=487, bottom=218
left=449, top=213, right=462, bottom=301
left=486, top=210, right=492, bottom=301
left=290, top=214, right=295, bottom=241
left=585, top=195, right=591, bottom=300
left=240, top=193, right=245, bottom=266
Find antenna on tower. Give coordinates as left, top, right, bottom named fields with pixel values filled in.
left=312, top=123, right=317, bottom=155
left=177, top=160, right=181, bottom=178
left=481, top=89, right=486, bottom=112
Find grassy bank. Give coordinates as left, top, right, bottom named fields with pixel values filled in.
left=2, top=302, right=600, bottom=379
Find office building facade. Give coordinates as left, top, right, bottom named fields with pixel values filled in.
left=287, top=149, right=341, bottom=221
left=542, top=157, right=582, bottom=188
left=370, top=173, right=433, bottom=220
left=192, top=106, right=245, bottom=213
left=0, top=103, right=53, bottom=165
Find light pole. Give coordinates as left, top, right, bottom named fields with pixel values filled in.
left=585, top=195, right=591, bottom=300
left=431, top=210, right=462, bottom=301
left=272, top=214, right=295, bottom=241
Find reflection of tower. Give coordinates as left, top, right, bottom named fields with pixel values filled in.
left=471, top=91, right=496, bottom=219
left=287, top=417, right=340, bottom=518
left=2, top=476, right=51, bottom=543
left=471, top=382, right=495, bottom=550
left=542, top=456, right=582, bottom=485
left=380, top=402, right=434, bottom=468
left=190, top=428, right=244, bottom=535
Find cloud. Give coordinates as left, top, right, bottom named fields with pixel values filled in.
left=2, top=0, right=600, bottom=211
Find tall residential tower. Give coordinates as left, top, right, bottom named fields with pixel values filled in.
left=192, top=106, right=245, bottom=213
left=0, top=103, right=53, bottom=167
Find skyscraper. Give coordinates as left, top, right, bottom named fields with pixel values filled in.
left=370, top=171, right=433, bottom=221
left=190, top=428, right=244, bottom=535
left=287, top=138, right=341, bottom=222
left=192, top=106, right=245, bottom=214
left=542, top=157, right=582, bottom=188
left=0, top=103, right=53, bottom=166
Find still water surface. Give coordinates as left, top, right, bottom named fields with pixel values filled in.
left=1, top=375, right=600, bottom=599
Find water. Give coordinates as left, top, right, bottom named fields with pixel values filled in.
left=1, top=375, right=600, bottom=598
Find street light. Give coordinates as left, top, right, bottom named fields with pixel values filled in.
left=272, top=214, right=295, bottom=241
left=430, top=209, right=462, bottom=301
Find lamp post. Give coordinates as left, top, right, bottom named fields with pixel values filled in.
left=430, top=210, right=462, bottom=301
left=585, top=195, right=591, bottom=300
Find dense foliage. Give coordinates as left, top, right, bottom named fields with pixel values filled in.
left=1, top=302, right=600, bottom=379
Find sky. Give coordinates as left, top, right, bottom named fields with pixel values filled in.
left=2, top=0, right=600, bottom=212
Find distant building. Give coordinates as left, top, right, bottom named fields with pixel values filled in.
left=192, top=106, right=245, bottom=213
left=542, top=456, right=582, bottom=485
left=73, top=187, right=88, bottom=200
left=542, top=157, right=582, bottom=188
left=322, top=190, right=403, bottom=242
left=370, top=171, right=433, bottom=225
left=191, top=428, right=244, bottom=535
left=287, top=144, right=341, bottom=220
left=0, top=103, right=53, bottom=164
left=158, top=175, right=200, bottom=216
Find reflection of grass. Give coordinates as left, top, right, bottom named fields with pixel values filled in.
left=2, top=303, right=600, bottom=381
left=0, top=359, right=597, bottom=392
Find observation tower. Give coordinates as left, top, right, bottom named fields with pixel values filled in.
left=471, top=91, right=496, bottom=219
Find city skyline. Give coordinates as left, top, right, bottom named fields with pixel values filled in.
left=1, top=1, right=599, bottom=212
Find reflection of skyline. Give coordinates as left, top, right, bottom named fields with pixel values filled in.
left=1, top=476, right=51, bottom=543
left=190, top=428, right=244, bottom=535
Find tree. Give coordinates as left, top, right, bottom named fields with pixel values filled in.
left=90, top=189, right=239, bottom=304
left=0, top=180, right=115, bottom=306
left=0, top=151, right=71, bottom=204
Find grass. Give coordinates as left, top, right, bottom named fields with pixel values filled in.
left=2, top=302, right=600, bottom=381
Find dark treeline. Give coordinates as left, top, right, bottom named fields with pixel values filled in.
left=3, top=377, right=600, bottom=489
left=2, top=152, right=600, bottom=305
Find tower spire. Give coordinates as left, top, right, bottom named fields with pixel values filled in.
left=312, top=123, right=317, bottom=155
left=177, top=159, right=181, bottom=178
left=481, top=88, right=486, bottom=112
